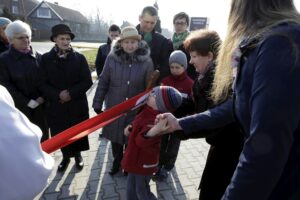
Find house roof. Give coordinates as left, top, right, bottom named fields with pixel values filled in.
left=27, top=0, right=88, bottom=24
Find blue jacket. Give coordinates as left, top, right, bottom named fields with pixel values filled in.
left=179, top=23, right=300, bottom=200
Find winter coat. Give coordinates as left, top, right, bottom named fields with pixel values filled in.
left=40, top=47, right=92, bottom=155
left=122, top=106, right=161, bottom=175
left=92, top=40, right=154, bottom=145
left=161, top=71, right=194, bottom=118
left=0, top=85, right=54, bottom=200
left=95, top=37, right=112, bottom=76
left=136, top=24, right=173, bottom=82
left=0, top=46, right=48, bottom=137
left=0, top=39, right=9, bottom=54
left=181, top=63, right=244, bottom=200
left=179, top=23, right=300, bottom=200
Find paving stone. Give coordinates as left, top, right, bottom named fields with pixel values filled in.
left=34, top=80, right=210, bottom=200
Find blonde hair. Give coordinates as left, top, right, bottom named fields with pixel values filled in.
left=211, top=0, right=300, bottom=103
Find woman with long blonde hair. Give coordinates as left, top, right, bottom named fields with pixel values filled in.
left=153, top=0, right=300, bottom=199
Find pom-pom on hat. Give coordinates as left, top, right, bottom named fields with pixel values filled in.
left=152, top=86, right=182, bottom=113
left=169, top=50, right=187, bottom=69
left=119, top=26, right=141, bottom=41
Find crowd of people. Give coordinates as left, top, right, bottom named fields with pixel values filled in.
left=1, top=0, right=300, bottom=199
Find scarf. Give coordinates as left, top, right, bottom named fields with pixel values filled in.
left=172, top=31, right=189, bottom=50
left=143, top=32, right=152, bottom=44
left=54, top=44, right=73, bottom=59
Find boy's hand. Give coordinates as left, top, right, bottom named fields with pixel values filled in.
left=146, top=118, right=169, bottom=137
left=124, top=124, right=132, bottom=136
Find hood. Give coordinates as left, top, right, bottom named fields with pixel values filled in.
left=110, top=40, right=151, bottom=64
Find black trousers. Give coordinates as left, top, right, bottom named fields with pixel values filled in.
left=111, top=142, right=126, bottom=170
left=159, top=133, right=181, bottom=170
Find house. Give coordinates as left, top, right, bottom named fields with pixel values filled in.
left=0, top=0, right=90, bottom=41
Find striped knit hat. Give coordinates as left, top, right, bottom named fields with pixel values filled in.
left=152, top=86, right=182, bottom=113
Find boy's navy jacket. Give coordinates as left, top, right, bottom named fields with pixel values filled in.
left=179, top=23, right=300, bottom=200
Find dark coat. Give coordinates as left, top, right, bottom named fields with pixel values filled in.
left=179, top=23, right=300, bottom=200
left=0, top=46, right=48, bottom=140
left=182, top=64, right=244, bottom=200
left=40, top=47, right=92, bottom=155
left=92, top=40, right=154, bottom=145
left=95, top=38, right=112, bottom=76
left=0, top=40, right=9, bottom=54
left=136, top=24, right=173, bottom=82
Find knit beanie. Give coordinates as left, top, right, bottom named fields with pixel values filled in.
left=0, top=17, right=12, bottom=27
left=169, top=50, right=187, bottom=69
left=152, top=86, right=182, bottom=113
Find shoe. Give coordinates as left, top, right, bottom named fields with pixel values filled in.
left=75, top=156, right=84, bottom=170
left=109, top=167, right=119, bottom=176
left=58, top=158, right=70, bottom=172
left=152, top=168, right=168, bottom=182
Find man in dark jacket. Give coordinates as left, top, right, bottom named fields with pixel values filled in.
left=95, top=24, right=121, bottom=77
left=137, top=6, right=173, bottom=82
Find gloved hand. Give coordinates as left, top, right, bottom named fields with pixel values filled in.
left=94, top=108, right=103, bottom=114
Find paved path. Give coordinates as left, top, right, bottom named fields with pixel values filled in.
left=35, top=82, right=209, bottom=200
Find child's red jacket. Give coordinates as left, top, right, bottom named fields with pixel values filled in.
left=121, top=105, right=161, bottom=175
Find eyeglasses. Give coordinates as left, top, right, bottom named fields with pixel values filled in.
left=174, top=22, right=187, bottom=26
left=14, top=36, right=30, bottom=40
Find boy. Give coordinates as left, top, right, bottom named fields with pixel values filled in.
left=153, top=50, right=194, bottom=181
left=121, top=86, right=182, bottom=200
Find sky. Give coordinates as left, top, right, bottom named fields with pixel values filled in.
left=45, top=0, right=300, bottom=39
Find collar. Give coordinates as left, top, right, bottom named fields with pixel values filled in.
left=170, top=71, right=188, bottom=81
left=9, top=45, right=37, bottom=60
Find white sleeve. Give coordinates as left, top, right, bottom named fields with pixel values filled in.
left=0, top=85, right=54, bottom=200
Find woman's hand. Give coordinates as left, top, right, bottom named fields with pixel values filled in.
left=155, top=113, right=182, bottom=133
left=146, top=118, right=169, bottom=137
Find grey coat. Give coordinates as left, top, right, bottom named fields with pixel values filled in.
left=92, top=40, right=154, bottom=144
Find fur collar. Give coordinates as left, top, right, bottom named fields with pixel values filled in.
left=110, top=40, right=151, bottom=64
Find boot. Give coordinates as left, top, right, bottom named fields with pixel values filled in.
left=58, top=158, right=70, bottom=172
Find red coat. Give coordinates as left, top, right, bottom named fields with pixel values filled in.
left=161, top=71, right=194, bottom=97
left=121, top=106, right=161, bottom=175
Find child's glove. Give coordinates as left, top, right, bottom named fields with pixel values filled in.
left=124, top=124, right=132, bottom=136
left=146, top=118, right=169, bottom=137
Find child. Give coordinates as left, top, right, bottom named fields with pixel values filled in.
left=121, top=86, right=182, bottom=200
left=153, top=50, right=194, bottom=181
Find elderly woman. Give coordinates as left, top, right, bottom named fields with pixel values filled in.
left=0, top=20, right=48, bottom=142
left=92, top=26, right=154, bottom=176
left=0, top=17, right=12, bottom=54
left=40, top=24, right=92, bottom=172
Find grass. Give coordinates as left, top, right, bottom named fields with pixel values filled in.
left=81, top=49, right=98, bottom=71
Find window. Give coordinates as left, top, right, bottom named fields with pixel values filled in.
left=12, top=5, right=18, bottom=14
left=37, top=8, right=51, bottom=18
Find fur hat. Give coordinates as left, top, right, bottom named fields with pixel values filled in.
left=0, top=17, right=11, bottom=27
left=169, top=50, right=187, bottom=69
left=119, top=26, right=141, bottom=41
left=50, top=24, right=75, bottom=42
left=152, top=86, right=182, bottom=113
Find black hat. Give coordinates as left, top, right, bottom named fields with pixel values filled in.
left=50, top=24, right=75, bottom=42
